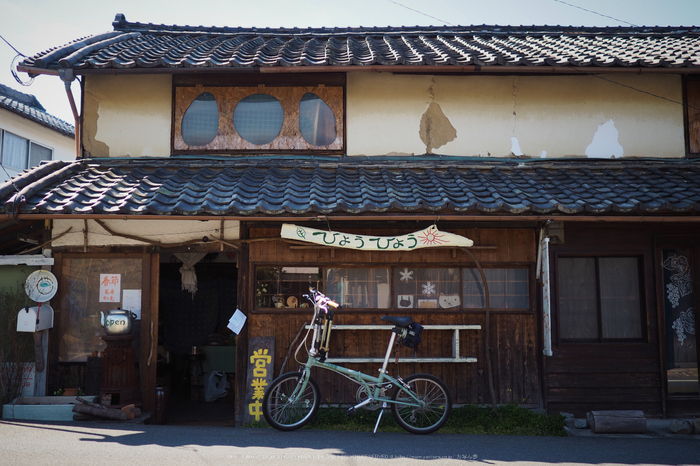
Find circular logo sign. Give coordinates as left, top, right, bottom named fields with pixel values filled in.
left=25, top=270, right=58, bottom=303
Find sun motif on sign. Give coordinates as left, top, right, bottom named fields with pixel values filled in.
left=399, top=268, right=414, bottom=282
left=417, top=226, right=449, bottom=246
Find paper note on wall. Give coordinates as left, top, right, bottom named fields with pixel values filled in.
left=227, top=308, right=246, bottom=335
left=99, top=274, right=121, bottom=303
left=123, top=289, right=142, bottom=319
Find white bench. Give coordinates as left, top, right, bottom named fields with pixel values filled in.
left=305, top=324, right=481, bottom=363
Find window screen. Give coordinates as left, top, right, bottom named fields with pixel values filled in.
left=181, top=92, right=219, bottom=146
left=233, top=94, right=284, bottom=145
left=1, top=131, right=28, bottom=170
left=463, top=268, right=529, bottom=309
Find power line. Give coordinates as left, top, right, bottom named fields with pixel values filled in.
left=0, top=34, right=25, bottom=57
left=553, top=0, right=638, bottom=27
left=386, top=0, right=456, bottom=26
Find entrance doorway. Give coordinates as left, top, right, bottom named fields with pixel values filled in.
left=659, top=246, right=699, bottom=415
left=157, top=253, right=238, bottom=425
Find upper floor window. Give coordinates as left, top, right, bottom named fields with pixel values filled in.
left=173, top=74, right=344, bottom=154
left=0, top=128, right=52, bottom=171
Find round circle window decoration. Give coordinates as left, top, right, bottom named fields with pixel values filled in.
left=25, top=270, right=58, bottom=303
left=233, top=94, right=284, bottom=145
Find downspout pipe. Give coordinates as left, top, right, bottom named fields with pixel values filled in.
left=58, top=68, right=81, bottom=159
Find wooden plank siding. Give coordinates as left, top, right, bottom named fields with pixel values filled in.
left=546, top=223, right=664, bottom=417
left=245, top=225, right=539, bottom=406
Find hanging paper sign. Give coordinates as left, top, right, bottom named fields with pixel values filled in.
left=99, top=274, right=121, bottom=303
left=281, top=223, right=473, bottom=251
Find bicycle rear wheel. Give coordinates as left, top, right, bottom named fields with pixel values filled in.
left=263, top=371, right=320, bottom=431
left=390, top=373, right=452, bottom=434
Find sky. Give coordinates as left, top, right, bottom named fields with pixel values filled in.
left=1, top=0, right=699, bottom=124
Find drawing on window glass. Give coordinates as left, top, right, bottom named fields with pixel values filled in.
left=662, top=253, right=693, bottom=308
left=399, top=268, right=414, bottom=282
left=673, top=308, right=696, bottom=345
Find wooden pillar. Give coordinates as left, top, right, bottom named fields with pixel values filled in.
left=235, top=227, right=250, bottom=426
left=139, top=253, right=159, bottom=414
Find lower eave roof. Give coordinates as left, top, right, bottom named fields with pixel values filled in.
left=2, top=157, right=700, bottom=219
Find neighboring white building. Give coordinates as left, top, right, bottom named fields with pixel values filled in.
left=0, top=83, right=74, bottom=183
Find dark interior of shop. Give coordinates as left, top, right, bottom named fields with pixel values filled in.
left=157, top=254, right=238, bottom=425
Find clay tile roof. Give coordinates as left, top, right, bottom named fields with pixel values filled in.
left=0, top=83, right=74, bottom=137
left=18, top=14, right=700, bottom=74
left=3, top=157, right=700, bottom=218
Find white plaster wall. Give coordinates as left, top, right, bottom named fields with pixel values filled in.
left=0, top=108, right=74, bottom=182
left=52, top=219, right=240, bottom=247
left=346, top=72, right=685, bottom=158
left=83, top=74, right=171, bottom=158
left=79, top=72, right=685, bottom=159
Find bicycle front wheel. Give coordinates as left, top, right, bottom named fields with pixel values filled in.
left=263, top=371, right=320, bottom=431
left=390, top=373, right=452, bottom=434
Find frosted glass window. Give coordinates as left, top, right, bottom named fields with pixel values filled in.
left=1, top=131, right=28, bottom=170
left=29, top=142, right=52, bottom=168
left=233, top=94, right=284, bottom=145
left=181, top=92, right=219, bottom=146
left=299, top=93, right=336, bottom=146
left=558, top=257, right=643, bottom=341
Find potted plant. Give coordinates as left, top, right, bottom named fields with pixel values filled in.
left=59, top=367, right=82, bottom=397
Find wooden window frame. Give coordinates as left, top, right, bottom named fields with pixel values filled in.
left=555, top=254, right=647, bottom=344
left=172, top=73, right=345, bottom=156
left=252, top=264, right=534, bottom=313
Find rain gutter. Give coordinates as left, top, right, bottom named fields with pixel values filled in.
left=58, top=68, right=81, bottom=159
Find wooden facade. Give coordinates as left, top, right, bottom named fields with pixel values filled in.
left=547, top=222, right=700, bottom=417
left=37, top=219, right=700, bottom=422
left=240, top=224, right=540, bottom=410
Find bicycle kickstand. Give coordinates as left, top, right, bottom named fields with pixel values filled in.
left=373, top=402, right=388, bottom=434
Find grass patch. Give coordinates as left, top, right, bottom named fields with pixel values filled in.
left=445, top=404, right=566, bottom=436
left=250, top=404, right=566, bottom=436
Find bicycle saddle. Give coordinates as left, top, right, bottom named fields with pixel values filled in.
left=381, top=315, right=414, bottom=327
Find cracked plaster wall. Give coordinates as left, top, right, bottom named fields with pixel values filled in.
left=80, top=72, right=684, bottom=159
left=347, top=72, right=684, bottom=158
left=83, top=74, right=172, bottom=157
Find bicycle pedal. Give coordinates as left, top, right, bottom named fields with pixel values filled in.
left=347, top=407, right=356, bottom=417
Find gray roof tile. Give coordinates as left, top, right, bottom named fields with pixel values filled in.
left=0, top=84, right=74, bottom=137
left=17, top=15, right=700, bottom=74
left=3, top=157, right=700, bottom=218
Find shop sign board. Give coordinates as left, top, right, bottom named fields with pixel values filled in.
left=281, top=223, right=473, bottom=251
left=245, top=337, right=275, bottom=424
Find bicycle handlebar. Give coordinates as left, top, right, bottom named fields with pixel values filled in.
left=304, top=288, right=339, bottom=312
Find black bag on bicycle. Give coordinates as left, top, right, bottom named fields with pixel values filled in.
left=401, top=322, right=423, bottom=348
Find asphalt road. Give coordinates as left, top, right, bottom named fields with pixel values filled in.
left=1, top=420, right=699, bottom=465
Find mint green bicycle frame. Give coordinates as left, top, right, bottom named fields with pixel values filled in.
left=290, top=305, right=425, bottom=431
